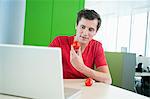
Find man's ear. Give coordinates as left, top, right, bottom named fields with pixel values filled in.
left=94, top=28, right=99, bottom=36
left=93, top=32, right=97, bottom=36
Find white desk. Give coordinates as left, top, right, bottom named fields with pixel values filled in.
left=135, top=72, right=150, bottom=77
left=64, top=79, right=149, bottom=99
left=0, top=79, right=149, bottom=99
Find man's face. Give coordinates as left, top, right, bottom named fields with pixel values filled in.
left=75, top=17, right=98, bottom=44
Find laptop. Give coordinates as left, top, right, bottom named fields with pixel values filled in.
left=0, top=44, right=81, bottom=99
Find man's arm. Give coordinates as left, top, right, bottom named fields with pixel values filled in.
left=80, top=65, right=112, bottom=84
left=70, top=46, right=112, bottom=84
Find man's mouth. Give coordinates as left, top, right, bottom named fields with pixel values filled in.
left=80, top=36, right=88, bottom=40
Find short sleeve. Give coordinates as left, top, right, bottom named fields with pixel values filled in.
left=49, top=36, right=60, bottom=47
left=94, top=43, right=107, bottom=68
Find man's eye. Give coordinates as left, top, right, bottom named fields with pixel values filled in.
left=89, top=28, right=94, bottom=32
left=81, top=26, right=85, bottom=29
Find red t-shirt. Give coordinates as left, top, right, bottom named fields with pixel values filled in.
left=49, top=36, right=107, bottom=79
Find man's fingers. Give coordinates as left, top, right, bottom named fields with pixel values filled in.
left=77, top=47, right=82, bottom=57
left=71, top=45, right=76, bottom=54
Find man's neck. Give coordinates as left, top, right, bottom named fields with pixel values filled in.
left=80, top=42, right=89, bottom=53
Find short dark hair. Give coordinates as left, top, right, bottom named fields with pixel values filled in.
left=77, top=9, right=101, bottom=31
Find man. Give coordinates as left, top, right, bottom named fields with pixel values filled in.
left=49, top=9, right=112, bottom=84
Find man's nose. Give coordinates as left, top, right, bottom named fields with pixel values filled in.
left=82, top=29, right=88, bottom=36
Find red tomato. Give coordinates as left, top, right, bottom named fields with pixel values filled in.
left=85, top=78, right=93, bottom=86
left=72, top=41, right=80, bottom=51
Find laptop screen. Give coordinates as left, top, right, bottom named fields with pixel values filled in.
left=0, top=44, right=64, bottom=99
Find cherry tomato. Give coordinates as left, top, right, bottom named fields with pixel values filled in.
left=72, top=41, right=80, bottom=52
left=85, top=78, right=93, bottom=86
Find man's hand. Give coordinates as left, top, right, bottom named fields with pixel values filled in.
left=70, top=46, right=85, bottom=71
left=70, top=46, right=112, bottom=84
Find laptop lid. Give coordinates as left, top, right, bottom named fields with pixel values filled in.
left=0, top=44, right=64, bottom=99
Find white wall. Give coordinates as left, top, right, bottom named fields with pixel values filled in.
left=0, top=50, right=2, bottom=92
left=0, top=0, right=26, bottom=44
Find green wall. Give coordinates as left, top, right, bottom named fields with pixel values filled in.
left=24, top=0, right=84, bottom=46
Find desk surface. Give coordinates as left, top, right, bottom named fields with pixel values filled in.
left=135, top=72, right=150, bottom=77
left=0, top=79, right=149, bottom=99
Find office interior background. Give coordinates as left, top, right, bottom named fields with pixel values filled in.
left=85, top=0, right=150, bottom=57
left=0, top=0, right=150, bottom=97
left=0, top=0, right=150, bottom=57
